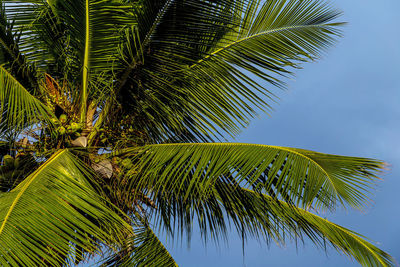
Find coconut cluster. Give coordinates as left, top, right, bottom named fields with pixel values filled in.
left=51, top=114, right=85, bottom=138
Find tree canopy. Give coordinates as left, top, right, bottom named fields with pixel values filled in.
left=0, top=0, right=395, bottom=266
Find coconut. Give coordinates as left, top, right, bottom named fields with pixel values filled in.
left=59, top=114, right=68, bottom=124
left=70, top=122, right=80, bottom=132
left=58, top=126, right=66, bottom=135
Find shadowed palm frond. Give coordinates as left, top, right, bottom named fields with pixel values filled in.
left=54, top=0, right=135, bottom=107
left=106, top=0, right=242, bottom=142
left=113, top=0, right=342, bottom=142
left=0, top=2, right=39, bottom=91
left=101, top=214, right=178, bottom=267
left=130, top=222, right=177, bottom=267
left=0, top=149, right=131, bottom=266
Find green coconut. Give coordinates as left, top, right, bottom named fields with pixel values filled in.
left=58, top=126, right=66, bottom=135
left=50, top=118, right=60, bottom=126
left=70, top=122, right=80, bottom=132
left=14, top=157, right=21, bottom=168
left=66, top=125, right=73, bottom=133
left=59, top=114, right=68, bottom=124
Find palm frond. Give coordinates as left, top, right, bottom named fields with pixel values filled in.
left=217, top=186, right=395, bottom=267
left=0, top=2, right=39, bottom=91
left=0, top=66, right=53, bottom=129
left=120, top=143, right=384, bottom=211
left=180, top=0, right=343, bottom=136
left=130, top=220, right=178, bottom=267
left=114, top=0, right=343, bottom=142
left=28, top=2, right=68, bottom=76
left=115, top=142, right=392, bottom=266
left=0, top=149, right=131, bottom=266
left=101, top=215, right=178, bottom=267
left=114, top=0, right=244, bottom=142
left=54, top=0, right=135, bottom=108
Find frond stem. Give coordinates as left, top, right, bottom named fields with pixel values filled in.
left=0, top=150, right=66, bottom=236
left=189, top=23, right=334, bottom=70
left=80, top=0, right=90, bottom=123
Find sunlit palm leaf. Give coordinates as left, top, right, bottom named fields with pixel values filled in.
left=120, top=143, right=384, bottom=211
left=218, top=186, right=395, bottom=267
left=0, top=66, right=52, bottom=128
left=180, top=0, right=344, bottom=136
left=0, top=149, right=131, bottom=266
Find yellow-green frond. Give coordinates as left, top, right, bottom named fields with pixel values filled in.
left=0, top=66, right=52, bottom=129
left=0, top=149, right=131, bottom=266
left=121, top=143, right=384, bottom=211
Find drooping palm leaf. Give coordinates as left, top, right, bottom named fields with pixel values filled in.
left=215, top=186, right=395, bottom=267
left=128, top=170, right=395, bottom=267
left=0, top=149, right=131, bottom=266
left=114, top=142, right=391, bottom=266
left=0, top=2, right=39, bottom=91
left=125, top=170, right=394, bottom=267
left=130, top=222, right=177, bottom=267
left=0, top=66, right=52, bottom=128
left=101, top=214, right=178, bottom=267
left=120, top=143, right=384, bottom=211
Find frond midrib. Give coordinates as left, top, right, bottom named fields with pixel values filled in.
left=190, top=23, right=335, bottom=69
left=241, top=188, right=389, bottom=266
left=80, top=0, right=90, bottom=123
left=0, top=149, right=66, bottom=235
left=145, top=142, right=339, bottom=197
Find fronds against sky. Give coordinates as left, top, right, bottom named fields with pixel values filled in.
left=0, top=1, right=394, bottom=266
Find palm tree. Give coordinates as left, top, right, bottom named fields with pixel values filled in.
left=0, top=0, right=395, bottom=266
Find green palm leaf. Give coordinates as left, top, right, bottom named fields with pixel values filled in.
left=114, top=0, right=343, bottom=142
left=54, top=0, right=135, bottom=104
left=120, top=143, right=384, bottom=211
left=114, top=0, right=242, bottom=142
left=130, top=221, right=177, bottom=267
left=0, top=149, right=131, bottom=266
left=101, top=215, right=178, bottom=267
left=115, top=142, right=393, bottom=266
left=181, top=0, right=344, bottom=135
left=0, top=66, right=52, bottom=128
left=217, top=186, right=395, bottom=267
left=0, top=2, right=39, bottom=91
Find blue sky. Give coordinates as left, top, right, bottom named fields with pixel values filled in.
left=166, top=0, right=400, bottom=266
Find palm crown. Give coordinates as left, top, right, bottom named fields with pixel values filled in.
left=0, top=0, right=395, bottom=266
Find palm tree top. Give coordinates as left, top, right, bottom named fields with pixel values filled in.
left=0, top=0, right=395, bottom=266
